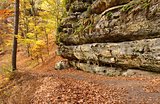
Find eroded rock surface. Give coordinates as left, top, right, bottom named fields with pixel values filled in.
left=57, top=0, right=160, bottom=76
left=59, top=38, right=160, bottom=72
left=91, top=0, right=131, bottom=14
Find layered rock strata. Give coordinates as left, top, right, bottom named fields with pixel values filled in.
left=57, top=0, right=160, bottom=76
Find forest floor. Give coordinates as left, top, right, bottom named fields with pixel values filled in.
left=0, top=44, right=160, bottom=104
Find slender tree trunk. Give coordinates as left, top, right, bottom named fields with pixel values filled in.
left=44, top=30, right=49, bottom=55
left=12, top=0, right=19, bottom=71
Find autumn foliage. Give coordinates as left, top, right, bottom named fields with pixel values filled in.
left=0, top=0, right=66, bottom=64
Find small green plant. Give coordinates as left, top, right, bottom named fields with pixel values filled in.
left=142, top=2, right=150, bottom=9
left=106, top=12, right=113, bottom=18
left=121, top=4, right=133, bottom=12
left=84, top=24, right=94, bottom=34
left=87, top=6, right=92, bottom=14
left=73, top=23, right=85, bottom=36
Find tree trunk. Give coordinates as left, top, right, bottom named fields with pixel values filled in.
left=45, top=30, right=49, bottom=55
left=12, top=0, right=19, bottom=71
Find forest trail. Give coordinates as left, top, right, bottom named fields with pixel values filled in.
left=0, top=44, right=160, bottom=104
left=0, top=0, right=160, bottom=103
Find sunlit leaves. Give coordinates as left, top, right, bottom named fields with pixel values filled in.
left=0, top=9, right=13, bottom=19
left=1, top=0, right=66, bottom=63
left=26, top=33, right=35, bottom=39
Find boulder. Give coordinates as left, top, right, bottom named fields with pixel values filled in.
left=55, top=60, right=70, bottom=70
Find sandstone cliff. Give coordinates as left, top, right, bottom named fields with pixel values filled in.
left=57, top=0, right=160, bottom=76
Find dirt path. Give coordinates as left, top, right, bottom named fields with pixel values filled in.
left=0, top=44, right=160, bottom=104
left=0, top=67, right=160, bottom=104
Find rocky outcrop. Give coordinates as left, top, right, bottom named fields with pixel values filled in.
left=57, top=0, right=160, bottom=76
left=59, top=38, right=160, bottom=72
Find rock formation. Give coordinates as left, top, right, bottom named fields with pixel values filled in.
left=57, top=0, right=160, bottom=76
